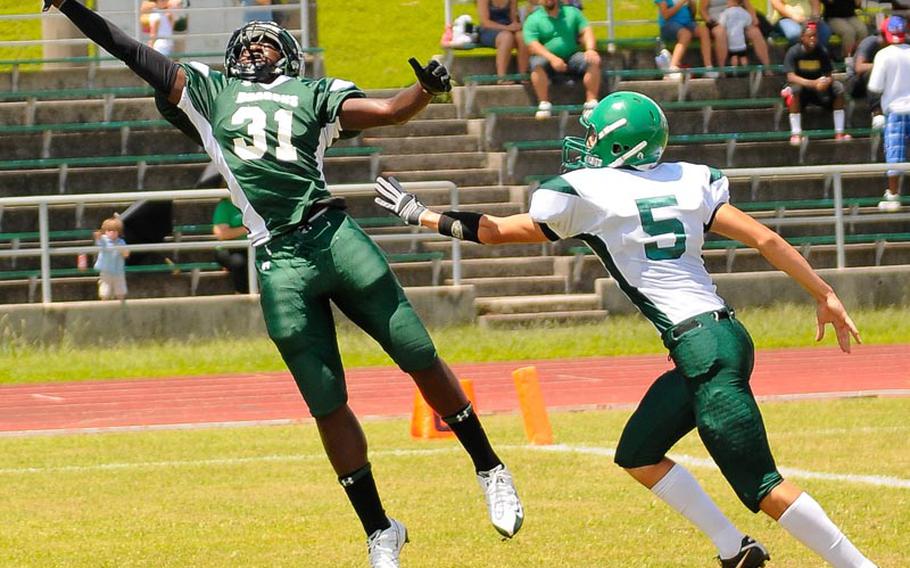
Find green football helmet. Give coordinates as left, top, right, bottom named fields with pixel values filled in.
left=562, top=91, right=669, bottom=171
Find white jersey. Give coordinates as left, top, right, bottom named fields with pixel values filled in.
left=529, top=162, right=729, bottom=334
left=868, top=44, right=910, bottom=115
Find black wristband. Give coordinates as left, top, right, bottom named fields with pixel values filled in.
left=438, top=211, right=482, bottom=243
left=60, top=0, right=179, bottom=94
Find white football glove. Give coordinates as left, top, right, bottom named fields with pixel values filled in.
left=374, top=176, right=427, bottom=226
left=872, top=114, right=885, bottom=131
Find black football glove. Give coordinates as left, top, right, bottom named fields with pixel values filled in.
left=42, top=0, right=56, bottom=12
left=408, top=57, right=451, bottom=95
left=374, top=176, right=427, bottom=226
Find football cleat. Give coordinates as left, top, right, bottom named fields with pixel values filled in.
left=718, top=536, right=771, bottom=568
left=477, top=464, right=524, bottom=538
left=367, top=517, right=408, bottom=568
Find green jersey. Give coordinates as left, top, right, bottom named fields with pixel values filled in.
left=176, top=62, right=365, bottom=246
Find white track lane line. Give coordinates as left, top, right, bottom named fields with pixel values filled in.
left=0, top=444, right=907, bottom=490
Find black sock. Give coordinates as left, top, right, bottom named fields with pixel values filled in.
left=339, top=463, right=390, bottom=536
left=442, top=403, right=502, bottom=473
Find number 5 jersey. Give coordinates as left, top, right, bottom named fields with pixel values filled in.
left=529, top=162, right=730, bottom=334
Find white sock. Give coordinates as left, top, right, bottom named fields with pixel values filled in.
left=834, top=109, right=845, bottom=132
left=789, top=113, right=802, bottom=134
left=651, top=464, right=744, bottom=559
left=778, top=492, right=877, bottom=568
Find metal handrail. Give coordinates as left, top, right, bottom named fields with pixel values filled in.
left=725, top=163, right=910, bottom=270
left=0, top=181, right=463, bottom=304
left=0, top=2, right=313, bottom=52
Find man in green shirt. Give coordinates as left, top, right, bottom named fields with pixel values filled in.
left=46, top=2, right=523, bottom=566
left=211, top=197, right=250, bottom=293
left=523, top=0, right=602, bottom=119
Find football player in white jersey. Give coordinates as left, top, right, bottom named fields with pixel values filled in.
left=375, top=92, right=876, bottom=568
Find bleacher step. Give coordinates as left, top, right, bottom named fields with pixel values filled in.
left=447, top=275, right=566, bottom=297
left=381, top=168, right=501, bottom=187
left=350, top=134, right=482, bottom=155
left=476, top=293, right=601, bottom=315
left=368, top=119, right=469, bottom=138
left=380, top=151, right=488, bottom=172
left=477, top=309, right=609, bottom=329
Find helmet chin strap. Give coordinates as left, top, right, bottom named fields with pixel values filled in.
left=607, top=140, right=648, bottom=168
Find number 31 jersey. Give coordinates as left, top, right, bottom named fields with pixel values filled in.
left=529, top=162, right=730, bottom=334
left=176, top=62, right=365, bottom=246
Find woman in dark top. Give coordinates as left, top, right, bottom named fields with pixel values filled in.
left=477, top=0, right=529, bottom=80
left=821, top=0, right=868, bottom=57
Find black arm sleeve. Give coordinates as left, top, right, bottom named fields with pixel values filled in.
left=59, top=0, right=179, bottom=94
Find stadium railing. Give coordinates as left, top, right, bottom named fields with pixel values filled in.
left=0, top=181, right=464, bottom=304
left=505, top=128, right=880, bottom=177
left=556, top=162, right=910, bottom=273
left=482, top=96, right=785, bottom=147
left=0, top=48, right=326, bottom=92
left=1, top=3, right=318, bottom=78
left=0, top=146, right=384, bottom=185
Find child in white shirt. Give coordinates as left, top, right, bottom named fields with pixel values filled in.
left=720, top=0, right=753, bottom=65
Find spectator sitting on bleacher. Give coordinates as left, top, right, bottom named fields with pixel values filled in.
left=846, top=25, right=883, bottom=128
left=147, top=0, right=176, bottom=56
left=523, top=0, right=601, bottom=119
left=240, top=0, right=274, bottom=23
left=476, top=0, right=529, bottom=81
left=770, top=0, right=832, bottom=47
left=656, top=0, right=719, bottom=80
left=94, top=216, right=130, bottom=301
left=212, top=199, right=251, bottom=294
left=821, top=0, right=868, bottom=59
left=868, top=15, right=910, bottom=211
left=700, top=0, right=772, bottom=69
left=782, top=22, right=850, bottom=145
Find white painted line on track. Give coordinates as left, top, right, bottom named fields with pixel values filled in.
left=0, top=443, right=907, bottom=490
left=526, top=444, right=910, bottom=489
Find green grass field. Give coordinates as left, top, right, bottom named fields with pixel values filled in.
left=0, top=399, right=906, bottom=566
left=2, top=304, right=908, bottom=385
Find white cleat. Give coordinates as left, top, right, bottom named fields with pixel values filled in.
left=367, top=517, right=408, bottom=568
left=477, top=464, right=524, bottom=538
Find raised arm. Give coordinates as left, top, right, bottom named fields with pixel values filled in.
left=373, top=176, right=550, bottom=244
left=339, top=58, right=450, bottom=131
left=710, top=203, right=861, bottom=352
left=46, top=0, right=185, bottom=104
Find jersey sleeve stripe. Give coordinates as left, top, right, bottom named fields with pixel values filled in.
left=537, top=175, right=579, bottom=196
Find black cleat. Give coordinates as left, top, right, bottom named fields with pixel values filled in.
left=718, top=536, right=771, bottom=568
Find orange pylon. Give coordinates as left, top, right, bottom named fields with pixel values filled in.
left=410, top=379, right=477, bottom=440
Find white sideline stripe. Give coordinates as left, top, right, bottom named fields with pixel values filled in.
left=0, top=444, right=908, bottom=490
left=0, top=418, right=305, bottom=438
left=527, top=444, right=910, bottom=490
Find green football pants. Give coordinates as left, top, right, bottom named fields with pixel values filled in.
left=256, top=210, right=438, bottom=418
left=614, top=312, right=783, bottom=512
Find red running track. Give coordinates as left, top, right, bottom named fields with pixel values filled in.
left=0, top=344, right=907, bottom=434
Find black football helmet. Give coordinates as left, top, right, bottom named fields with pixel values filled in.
left=224, top=21, right=302, bottom=82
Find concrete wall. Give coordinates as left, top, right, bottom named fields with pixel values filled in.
left=0, top=285, right=476, bottom=346
left=596, top=266, right=910, bottom=315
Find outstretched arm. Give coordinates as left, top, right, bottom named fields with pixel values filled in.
left=374, top=176, right=550, bottom=244
left=340, top=58, right=450, bottom=131
left=46, top=0, right=185, bottom=104
left=710, top=203, right=861, bottom=352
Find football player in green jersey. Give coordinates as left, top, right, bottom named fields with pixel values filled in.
left=376, top=92, right=876, bottom=568
left=45, top=2, right=523, bottom=566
